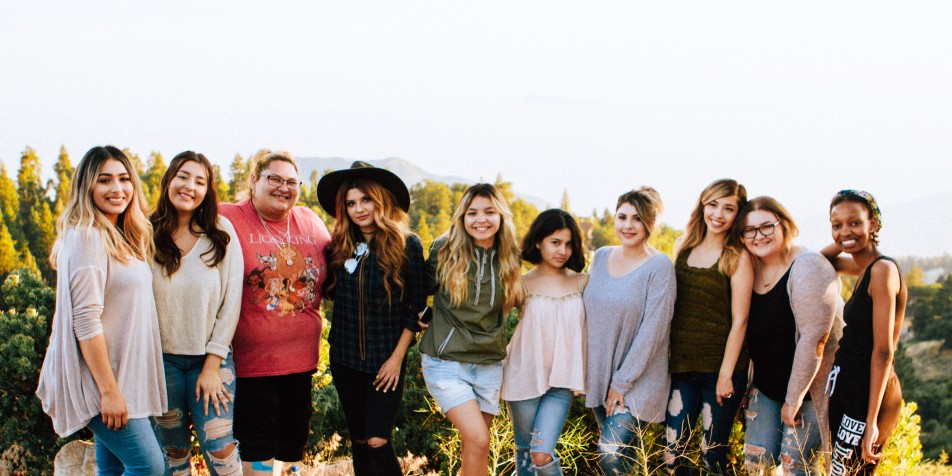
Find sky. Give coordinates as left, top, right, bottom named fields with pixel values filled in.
left=1, top=1, right=950, bottom=256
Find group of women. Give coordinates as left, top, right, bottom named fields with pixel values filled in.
left=35, top=144, right=905, bottom=476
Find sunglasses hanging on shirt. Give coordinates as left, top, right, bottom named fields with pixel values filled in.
left=344, top=242, right=369, bottom=274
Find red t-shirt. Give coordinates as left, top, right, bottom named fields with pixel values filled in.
left=220, top=200, right=330, bottom=377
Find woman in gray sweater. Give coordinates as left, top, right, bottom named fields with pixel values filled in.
left=583, top=187, right=677, bottom=475
left=736, top=196, right=842, bottom=476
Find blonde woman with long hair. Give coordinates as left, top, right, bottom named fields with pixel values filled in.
left=419, top=183, right=524, bottom=476
left=664, top=179, right=753, bottom=475
left=37, top=145, right=167, bottom=475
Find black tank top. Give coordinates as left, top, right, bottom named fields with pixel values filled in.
left=747, top=266, right=809, bottom=402
left=835, top=256, right=902, bottom=369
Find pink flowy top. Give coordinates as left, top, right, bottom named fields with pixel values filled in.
left=501, top=276, right=587, bottom=401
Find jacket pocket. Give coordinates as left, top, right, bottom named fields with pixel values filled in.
left=437, top=328, right=456, bottom=357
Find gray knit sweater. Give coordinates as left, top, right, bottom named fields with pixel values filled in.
left=583, top=247, right=676, bottom=423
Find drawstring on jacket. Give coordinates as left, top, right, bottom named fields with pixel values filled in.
left=472, top=248, right=496, bottom=308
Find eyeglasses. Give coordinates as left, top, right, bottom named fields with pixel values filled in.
left=741, top=221, right=781, bottom=239
left=263, top=174, right=302, bottom=190
left=344, top=242, right=369, bottom=274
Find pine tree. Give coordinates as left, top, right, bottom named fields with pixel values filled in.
left=414, top=212, right=434, bottom=255
left=0, top=221, right=17, bottom=275
left=229, top=154, right=249, bottom=199
left=16, top=241, right=40, bottom=277
left=51, top=145, right=73, bottom=215
left=141, top=151, right=167, bottom=209
left=0, top=164, right=22, bottom=243
left=213, top=164, right=231, bottom=203
left=16, top=147, right=54, bottom=281
left=560, top=189, right=571, bottom=211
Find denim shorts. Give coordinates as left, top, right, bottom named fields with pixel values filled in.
left=421, top=353, right=503, bottom=415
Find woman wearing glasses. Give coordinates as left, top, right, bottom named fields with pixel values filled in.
left=823, top=190, right=905, bottom=476
left=735, top=197, right=841, bottom=476
left=317, top=162, right=426, bottom=475
left=219, top=150, right=331, bottom=476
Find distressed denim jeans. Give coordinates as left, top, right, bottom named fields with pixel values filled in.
left=665, top=370, right=747, bottom=475
left=507, top=387, right=574, bottom=476
left=152, top=353, right=241, bottom=476
left=592, top=405, right=647, bottom=476
left=743, top=386, right=820, bottom=476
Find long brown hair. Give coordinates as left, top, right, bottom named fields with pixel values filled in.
left=151, top=151, right=231, bottom=276
left=50, top=146, right=153, bottom=266
left=327, top=179, right=411, bottom=303
left=674, top=179, right=748, bottom=275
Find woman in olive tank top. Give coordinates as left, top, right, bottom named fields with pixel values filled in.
left=664, top=179, right=754, bottom=475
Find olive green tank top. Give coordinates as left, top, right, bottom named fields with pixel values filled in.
left=668, top=248, right=749, bottom=374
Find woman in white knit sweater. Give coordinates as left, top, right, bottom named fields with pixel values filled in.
left=150, top=151, right=244, bottom=475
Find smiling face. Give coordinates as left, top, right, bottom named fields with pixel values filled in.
left=345, top=187, right=377, bottom=233
left=168, top=160, right=208, bottom=218
left=536, top=227, right=573, bottom=271
left=251, top=160, right=300, bottom=220
left=830, top=200, right=877, bottom=254
left=614, top=202, right=648, bottom=248
left=464, top=195, right=501, bottom=248
left=92, top=158, right=134, bottom=224
left=741, top=209, right=785, bottom=260
left=703, top=194, right=739, bottom=236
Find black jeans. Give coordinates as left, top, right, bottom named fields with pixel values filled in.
left=330, top=360, right=406, bottom=476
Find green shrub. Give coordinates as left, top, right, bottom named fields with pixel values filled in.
left=0, top=268, right=62, bottom=475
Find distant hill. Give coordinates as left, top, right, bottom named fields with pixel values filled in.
left=296, top=156, right=551, bottom=209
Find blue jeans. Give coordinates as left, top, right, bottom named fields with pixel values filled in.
left=665, top=370, right=747, bottom=475
left=88, top=417, right=165, bottom=476
left=152, top=354, right=240, bottom=476
left=592, top=406, right=647, bottom=476
left=507, top=387, right=573, bottom=476
left=744, top=386, right=820, bottom=476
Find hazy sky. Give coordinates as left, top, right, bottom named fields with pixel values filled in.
left=2, top=1, right=950, bottom=255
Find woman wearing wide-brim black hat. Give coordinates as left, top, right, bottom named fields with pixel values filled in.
left=317, top=161, right=426, bottom=476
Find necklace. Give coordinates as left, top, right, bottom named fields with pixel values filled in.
left=760, top=264, right=784, bottom=288
left=252, top=203, right=293, bottom=266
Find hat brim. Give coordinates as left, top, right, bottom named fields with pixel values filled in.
left=317, top=167, right=411, bottom=218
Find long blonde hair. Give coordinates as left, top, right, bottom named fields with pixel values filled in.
left=674, top=179, right=748, bottom=275
left=328, top=179, right=411, bottom=303
left=50, top=146, right=153, bottom=266
left=436, top=183, right=523, bottom=310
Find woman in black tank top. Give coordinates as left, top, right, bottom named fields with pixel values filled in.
left=823, top=190, right=907, bottom=476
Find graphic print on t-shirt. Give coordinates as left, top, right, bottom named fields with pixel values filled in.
left=245, top=243, right=322, bottom=316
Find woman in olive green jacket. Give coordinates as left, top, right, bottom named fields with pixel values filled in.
left=419, top=183, right=524, bottom=476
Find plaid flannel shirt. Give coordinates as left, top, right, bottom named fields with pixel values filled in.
left=328, top=234, right=426, bottom=372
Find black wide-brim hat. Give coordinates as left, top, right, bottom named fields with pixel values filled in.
left=317, top=161, right=411, bottom=218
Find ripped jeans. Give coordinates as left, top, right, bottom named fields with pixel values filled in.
left=506, top=387, right=573, bottom=476
left=665, top=370, right=747, bottom=475
left=592, top=405, right=647, bottom=475
left=152, top=354, right=241, bottom=476
left=743, top=387, right=820, bottom=476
